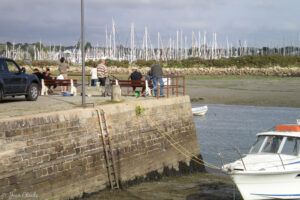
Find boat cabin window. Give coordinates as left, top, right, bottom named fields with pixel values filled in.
left=261, top=136, right=283, bottom=153
left=280, top=137, right=300, bottom=156
left=249, top=136, right=265, bottom=154
left=250, top=135, right=284, bottom=154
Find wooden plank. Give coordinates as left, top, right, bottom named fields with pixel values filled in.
left=43, top=79, right=77, bottom=86
left=111, top=80, right=152, bottom=88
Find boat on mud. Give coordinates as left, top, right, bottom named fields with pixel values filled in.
left=192, top=105, right=208, bottom=116
left=222, top=120, right=300, bottom=200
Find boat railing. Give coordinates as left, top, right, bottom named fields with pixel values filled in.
left=156, top=75, right=185, bottom=98
left=235, top=147, right=247, bottom=170
left=222, top=149, right=288, bottom=172
left=277, top=153, right=286, bottom=170
left=232, top=150, right=287, bottom=171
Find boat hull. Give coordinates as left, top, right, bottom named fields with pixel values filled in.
left=230, top=171, right=300, bottom=200
left=193, top=113, right=205, bottom=116
left=192, top=106, right=208, bottom=116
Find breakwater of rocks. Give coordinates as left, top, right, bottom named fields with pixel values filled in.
left=108, top=66, right=300, bottom=76
left=25, top=65, right=300, bottom=76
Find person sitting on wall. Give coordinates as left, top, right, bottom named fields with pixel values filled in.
left=33, top=68, right=44, bottom=81
left=42, top=68, right=53, bottom=80
left=128, top=68, right=143, bottom=96
left=42, top=68, right=56, bottom=94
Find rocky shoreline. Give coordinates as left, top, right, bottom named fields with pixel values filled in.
left=25, top=65, right=300, bottom=76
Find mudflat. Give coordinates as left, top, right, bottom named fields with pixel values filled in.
left=186, top=76, right=300, bottom=108
left=85, top=173, right=242, bottom=200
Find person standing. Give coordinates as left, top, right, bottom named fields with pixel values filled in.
left=150, top=62, right=164, bottom=96
left=97, top=59, right=108, bottom=86
left=90, top=64, right=98, bottom=86
left=58, top=57, right=70, bottom=92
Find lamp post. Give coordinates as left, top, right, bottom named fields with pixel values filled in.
left=81, top=0, right=86, bottom=105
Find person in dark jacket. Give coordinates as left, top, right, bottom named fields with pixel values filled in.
left=42, top=68, right=56, bottom=94
left=128, top=68, right=143, bottom=95
left=150, top=63, right=164, bottom=96
left=42, top=68, right=53, bottom=80
left=33, top=68, right=44, bottom=80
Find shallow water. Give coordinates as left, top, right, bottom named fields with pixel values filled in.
left=194, top=104, right=300, bottom=172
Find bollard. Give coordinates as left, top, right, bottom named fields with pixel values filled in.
left=111, top=85, right=121, bottom=101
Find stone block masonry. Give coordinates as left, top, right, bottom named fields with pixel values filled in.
left=0, top=96, right=203, bottom=200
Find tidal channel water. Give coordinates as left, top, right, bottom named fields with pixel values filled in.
left=194, top=104, right=300, bottom=173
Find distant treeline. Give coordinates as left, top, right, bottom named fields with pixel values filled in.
left=15, top=55, right=300, bottom=68
left=0, top=41, right=92, bottom=55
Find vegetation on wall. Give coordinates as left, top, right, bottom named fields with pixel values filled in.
left=135, top=105, right=146, bottom=116
left=162, top=55, right=300, bottom=68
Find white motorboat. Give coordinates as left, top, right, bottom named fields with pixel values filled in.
left=222, top=121, right=300, bottom=200
left=192, top=105, right=208, bottom=116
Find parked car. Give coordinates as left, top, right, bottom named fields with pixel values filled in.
left=0, top=57, right=41, bottom=101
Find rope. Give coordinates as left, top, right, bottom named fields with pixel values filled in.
left=165, top=132, right=221, bottom=170
left=155, top=127, right=221, bottom=171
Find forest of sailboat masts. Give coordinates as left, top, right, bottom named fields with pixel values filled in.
left=2, top=21, right=300, bottom=63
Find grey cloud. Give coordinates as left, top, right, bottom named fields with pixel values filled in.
left=0, top=0, right=300, bottom=46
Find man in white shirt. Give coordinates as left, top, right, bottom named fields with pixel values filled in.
left=90, top=64, right=98, bottom=86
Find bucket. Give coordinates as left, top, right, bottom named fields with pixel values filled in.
left=134, top=91, right=140, bottom=98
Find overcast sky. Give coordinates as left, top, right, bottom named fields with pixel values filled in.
left=1, top=0, right=300, bottom=47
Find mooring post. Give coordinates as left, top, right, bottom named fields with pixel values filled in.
left=183, top=76, right=185, bottom=96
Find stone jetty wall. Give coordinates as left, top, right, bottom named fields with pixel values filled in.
left=0, top=96, right=202, bottom=200
left=25, top=65, right=300, bottom=76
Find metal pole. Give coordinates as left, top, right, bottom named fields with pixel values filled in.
left=81, top=0, right=86, bottom=105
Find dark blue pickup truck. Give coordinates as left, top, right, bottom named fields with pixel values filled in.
left=0, top=58, right=40, bottom=101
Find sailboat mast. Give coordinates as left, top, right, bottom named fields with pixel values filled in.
left=130, top=23, right=135, bottom=62
left=145, top=27, right=148, bottom=61
left=176, top=30, right=179, bottom=60
left=112, top=19, right=116, bottom=59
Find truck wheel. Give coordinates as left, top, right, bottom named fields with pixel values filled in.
left=26, top=83, right=39, bottom=101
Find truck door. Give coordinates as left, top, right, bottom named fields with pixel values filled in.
left=4, top=60, right=27, bottom=94
left=0, top=60, right=9, bottom=93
